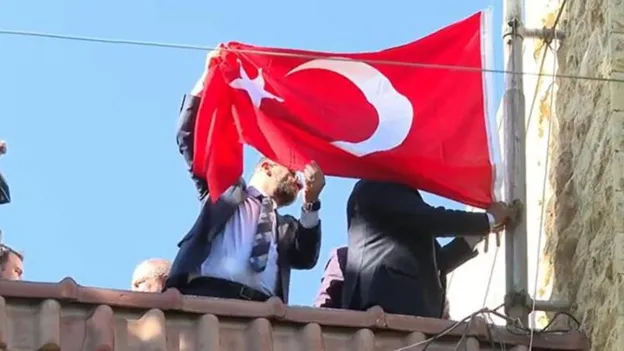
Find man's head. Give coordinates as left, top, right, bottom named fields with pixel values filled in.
left=131, top=258, right=171, bottom=293
left=0, top=244, right=23, bottom=280
left=249, top=157, right=302, bottom=207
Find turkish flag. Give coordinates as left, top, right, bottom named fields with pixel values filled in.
left=194, top=10, right=502, bottom=208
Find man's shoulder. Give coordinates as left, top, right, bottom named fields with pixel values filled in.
left=198, top=178, right=247, bottom=205
left=352, top=180, right=409, bottom=196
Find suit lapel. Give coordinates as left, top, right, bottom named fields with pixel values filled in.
left=206, top=178, right=247, bottom=242
left=276, top=216, right=294, bottom=261
left=275, top=215, right=294, bottom=303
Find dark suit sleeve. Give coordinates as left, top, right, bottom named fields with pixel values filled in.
left=176, top=94, right=209, bottom=199
left=437, top=238, right=479, bottom=273
left=354, top=181, right=490, bottom=237
left=284, top=215, right=322, bottom=270
left=0, top=172, right=10, bottom=204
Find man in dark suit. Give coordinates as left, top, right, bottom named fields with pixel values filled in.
left=0, top=140, right=10, bottom=205
left=314, top=245, right=460, bottom=318
left=342, top=180, right=513, bottom=318
left=166, top=52, right=325, bottom=303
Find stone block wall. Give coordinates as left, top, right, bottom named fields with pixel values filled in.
left=535, top=0, right=624, bottom=350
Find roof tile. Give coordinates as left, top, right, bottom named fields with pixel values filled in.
left=0, top=278, right=588, bottom=350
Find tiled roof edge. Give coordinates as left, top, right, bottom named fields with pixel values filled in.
left=0, top=278, right=589, bottom=350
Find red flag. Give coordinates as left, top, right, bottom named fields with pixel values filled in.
left=194, top=10, right=501, bottom=208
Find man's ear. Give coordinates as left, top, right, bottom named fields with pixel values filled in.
left=260, top=161, right=272, bottom=176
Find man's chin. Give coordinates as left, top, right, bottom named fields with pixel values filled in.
left=274, top=191, right=298, bottom=207
left=277, top=196, right=297, bottom=207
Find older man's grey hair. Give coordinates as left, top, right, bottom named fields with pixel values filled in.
left=131, top=258, right=171, bottom=289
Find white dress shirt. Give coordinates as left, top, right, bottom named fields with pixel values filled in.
left=201, top=186, right=319, bottom=295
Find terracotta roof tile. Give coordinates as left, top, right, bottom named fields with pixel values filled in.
left=0, top=278, right=588, bottom=350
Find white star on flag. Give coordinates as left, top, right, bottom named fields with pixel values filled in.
left=229, top=60, right=283, bottom=107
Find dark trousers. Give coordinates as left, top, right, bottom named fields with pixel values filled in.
left=179, top=277, right=271, bottom=302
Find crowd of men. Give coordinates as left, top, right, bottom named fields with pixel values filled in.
left=0, top=52, right=517, bottom=320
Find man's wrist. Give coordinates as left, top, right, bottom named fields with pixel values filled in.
left=302, top=199, right=321, bottom=212
left=300, top=200, right=320, bottom=228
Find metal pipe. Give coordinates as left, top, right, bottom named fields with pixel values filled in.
left=531, top=299, right=570, bottom=313
left=502, top=0, right=529, bottom=326
left=522, top=27, right=566, bottom=41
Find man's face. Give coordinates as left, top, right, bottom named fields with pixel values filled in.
left=0, top=252, right=23, bottom=280
left=263, top=161, right=302, bottom=207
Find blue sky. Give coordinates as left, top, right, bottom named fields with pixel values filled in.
left=0, top=0, right=503, bottom=305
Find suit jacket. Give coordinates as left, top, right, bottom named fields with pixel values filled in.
left=165, top=94, right=322, bottom=303
left=313, top=246, right=347, bottom=308
left=342, top=180, right=488, bottom=318
left=0, top=172, right=9, bottom=204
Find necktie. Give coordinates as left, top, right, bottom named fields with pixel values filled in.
left=249, top=195, right=275, bottom=272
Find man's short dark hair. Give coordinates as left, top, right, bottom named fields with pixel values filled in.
left=0, top=244, right=23, bottom=266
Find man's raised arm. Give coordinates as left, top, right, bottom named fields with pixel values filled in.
left=287, top=161, right=325, bottom=269
left=176, top=51, right=219, bottom=199
left=353, top=181, right=512, bottom=237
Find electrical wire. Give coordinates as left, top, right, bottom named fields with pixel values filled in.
left=1, top=28, right=624, bottom=84
left=481, top=245, right=500, bottom=309
left=392, top=304, right=505, bottom=351
left=393, top=303, right=580, bottom=351
left=527, top=1, right=569, bottom=349
left=528, top=73, right=555, bottom=345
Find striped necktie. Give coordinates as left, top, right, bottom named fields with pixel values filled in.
left=249, top=195, right=275, bottom=272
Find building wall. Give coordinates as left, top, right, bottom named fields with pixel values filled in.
left=540, top=0, right=624, bottom=350
left=449, top=1, right=624, bottom=350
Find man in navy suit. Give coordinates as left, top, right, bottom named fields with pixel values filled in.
left=342, top=180, right=514, bottom=318
left=166, top=52, right=325, bottom=303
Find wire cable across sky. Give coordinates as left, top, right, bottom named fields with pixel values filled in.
left=1, top=28, right=623, bottom=84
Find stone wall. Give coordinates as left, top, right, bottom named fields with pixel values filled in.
left=537, top=0, right=624, bottom=350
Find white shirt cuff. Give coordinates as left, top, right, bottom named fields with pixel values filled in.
left=299, top=210, right=320, bottom=228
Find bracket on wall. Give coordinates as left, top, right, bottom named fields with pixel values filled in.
left=523, top=27, right=566, bottom=43
left=504, top=289, right=571, bottom=327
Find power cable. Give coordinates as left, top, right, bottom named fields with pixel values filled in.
left=527, top=0, right=569, bottom=348
left=392, top=304, right=504, bottom=351
left=393, top=302, right=578, bottom=351
left=528, top=46, right=556, bottom=349
left=1, top=28, right=624, bottom=84
left=481, top=245, right=500, bottom=308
